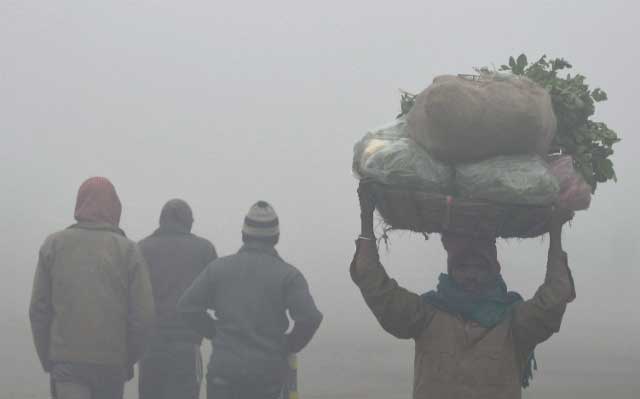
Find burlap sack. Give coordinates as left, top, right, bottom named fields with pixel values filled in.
left=407, top=74, right=557, bottom=162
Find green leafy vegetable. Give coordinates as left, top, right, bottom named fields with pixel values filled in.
left=397, top=90, right=417, bottom=119
left=500, top=54, right=620, bottom=191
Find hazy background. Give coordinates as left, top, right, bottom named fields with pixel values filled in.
left=1, top=1, right=638, bottom=398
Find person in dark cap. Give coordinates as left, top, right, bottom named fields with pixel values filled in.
left=29, top=177, right=155, bottom=399
left=137, top=199, right=218, bottom=399
left=179, top=201, right=323, bottom=399
left=351, top=181, right=576, bottom=399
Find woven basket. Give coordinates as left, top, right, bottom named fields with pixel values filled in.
left=371, top=183, right=552, bottom=238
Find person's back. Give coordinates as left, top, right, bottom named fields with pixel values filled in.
left=29, top=177, right=154, bottom=399
left=179, top=201, right=323, bottom=399
left=137, top=199, right=217, bottom=399
left=207, top=241, right=308, bottom=375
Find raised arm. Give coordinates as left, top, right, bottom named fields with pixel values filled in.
left=513, top=208, right=576, bottom=354
left=350, top=182, right=436, bottom=339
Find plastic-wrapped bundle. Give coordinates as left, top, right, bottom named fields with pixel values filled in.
left=455, top=155, right=560, bottom=205
left=548, top=154, right=592, bottom=210
left=353, top=119, right=453, bottom=192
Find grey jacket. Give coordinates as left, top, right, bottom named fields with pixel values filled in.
left=29, top=222, right=155, bottom=371
left=178, top=241, right=323, bottom=381
left=138, top=199, right=217, bottom=344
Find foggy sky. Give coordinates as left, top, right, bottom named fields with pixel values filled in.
left=1, top=1, right=638, bottom=398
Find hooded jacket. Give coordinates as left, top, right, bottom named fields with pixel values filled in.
left=138, top=199, right=217, bottom=344
left=29, top=178, right=155, bottom=371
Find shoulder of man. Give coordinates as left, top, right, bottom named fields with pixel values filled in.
left=108, top=231, right=138, bottom=251
left=277, top=256, right=308, bottom=282
left=38, top=229, right=66, bottom=260
left=42, top=225, right=129, bottom=251
left=188, top=233, right=216, bottom=251
left=41, top=229, right=65, bottom=246
left=204, top=251, right=238, bottom=269
left=136, top=233, right=164, bottom=257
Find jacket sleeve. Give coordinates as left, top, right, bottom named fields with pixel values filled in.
left=350, top=239, right=436, bottom=339
left=512, top=249, right=576, bottom=354
left=177, top=266, right=217, bottom=339
left=206, top=242, right=218, bottom=264
left=29, top=242, right=54, bottom=372
left=127, top=245, right=155, bottom=365
left=284, top=271, right=323, bottom=353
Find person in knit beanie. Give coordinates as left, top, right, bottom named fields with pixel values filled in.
left=179, top=201, right=323, bottom=399
left=241, top=200, right=280, bottom=245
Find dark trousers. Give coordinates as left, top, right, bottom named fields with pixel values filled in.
left=206, top=374, right=283, bottom=399
left=139, top=341, right=202, bottom=399
left=50, top=363, right=125, bottom=399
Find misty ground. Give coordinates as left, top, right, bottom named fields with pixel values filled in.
left=5, top=310, right=638, bottom=399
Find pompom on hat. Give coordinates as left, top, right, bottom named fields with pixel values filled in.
left=242, top=201, right=279, bottom=239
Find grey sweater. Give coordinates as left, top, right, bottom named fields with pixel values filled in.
left=178, top=241, right=322, bottom=381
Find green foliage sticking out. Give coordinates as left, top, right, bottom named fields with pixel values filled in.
left=500, top=54, right=620, bottom=191
left=397, top=90, right=417, bottom=119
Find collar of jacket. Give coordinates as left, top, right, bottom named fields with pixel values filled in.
left=152, top=223, right=191, bottom=236
left=239, top=241, right=280, bottom=258
left=68, top=221, right=126, bottom=236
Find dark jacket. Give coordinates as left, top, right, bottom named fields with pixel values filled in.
left=178, top=241, right=323, bottom=381
left=351, top=239, right=576, bottom=399
left=138, top=199, right=217, bottom=344
left=29, top=222, right=155, bottom=371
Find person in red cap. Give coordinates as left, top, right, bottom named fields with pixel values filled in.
left=29, top=177, right=155, bottom=399
left=351, top=181, right=576, bottom=399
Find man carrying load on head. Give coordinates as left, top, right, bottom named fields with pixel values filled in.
left=351, top=181, right=576, bottom=399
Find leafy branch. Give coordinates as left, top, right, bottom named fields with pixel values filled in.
left=397, top=90, right=417, bottom=119
left=500, top=54, right=620, bottom=191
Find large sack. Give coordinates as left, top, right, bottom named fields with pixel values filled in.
left=353, top=119, right=453, bottom=192
left=455, top=155, right=560, bottom=205
left=407, top=73, right=557, bottom=162
left=548, top=154, right=592, bottom=210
